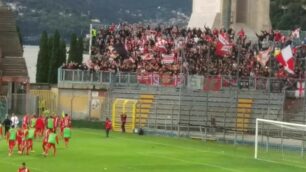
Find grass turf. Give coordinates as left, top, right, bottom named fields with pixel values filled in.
left=0, top=128, right=306, bottom=172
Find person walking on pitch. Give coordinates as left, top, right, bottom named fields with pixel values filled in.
left=105, top=118, right=112, bottom=138
left=6, top=126, right=17, bottom=156
left=44, top=129, right=59, bottom=157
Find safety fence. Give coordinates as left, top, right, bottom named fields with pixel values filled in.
left=58, top=69, right=297, bottom=93
left=105, top=86, right=289, bottom=143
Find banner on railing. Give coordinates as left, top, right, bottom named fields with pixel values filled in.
left=187, top=75, right=203, bottom=90
left=203, top=76, right=222, bottom=92
left=239, top=79, right=250, bottom=89
left=137, top=73, right=184, bottom=87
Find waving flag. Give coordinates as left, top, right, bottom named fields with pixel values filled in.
left=275, top=45, right=295, bottom=74
left=215, top=34, right=232, bottom=57
left=295, top=81, right=305, bottom=98
left=256, top=48, right=272, bottom=67
left=291, top=28, right=301, bottom=39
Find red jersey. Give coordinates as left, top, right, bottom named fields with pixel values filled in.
left=54, top=117, right=60, bottom=128
left=22, top=115, right=29, bottom=127
left=17, top=129, right=24, bottom=142
left=64, top=117, right=71, bottom=128
left=105, top=120, right=112, bottom=130
left=19, top=167, right=30, bottom=172
left=36, top=117, right=44, bottom=129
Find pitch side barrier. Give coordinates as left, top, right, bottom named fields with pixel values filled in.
left=58, top=68, right=295, bottom=93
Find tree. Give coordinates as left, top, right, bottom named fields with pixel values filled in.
left=77, top=36, right=84, bottom=63
left=48, top=30, right=61, bottom=84
left=36, top=31, right=49, bottom=83
left=59, top=40, right=67, bottom=66
left=68, top=33, right=78, bottom=63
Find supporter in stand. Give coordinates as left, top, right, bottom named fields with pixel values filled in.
left=61, top=24, right=306, bottom=87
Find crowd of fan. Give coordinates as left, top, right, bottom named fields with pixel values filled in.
left=61, top=23, right=306, bottom=79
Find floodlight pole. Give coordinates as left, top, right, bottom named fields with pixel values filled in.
left=255, top=118, right=258, bottom=159
left=89, top=24, right=93, bottom=56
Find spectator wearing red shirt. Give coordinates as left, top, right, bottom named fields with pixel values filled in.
left=120, top=113, right=127, bottom=133
left=105, top=118, right=112, bottom=138
left=18, top=162, right=30, bottom=172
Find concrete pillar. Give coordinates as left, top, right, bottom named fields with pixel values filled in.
left=222, top=0, right=232, bottom=30
left=188, top=0, right=222, bottom=29
left=188, top=0, right=271, bottom=38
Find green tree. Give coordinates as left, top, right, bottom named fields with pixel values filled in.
left=59, top=40, right=67, bottom=66
left=77, top=36, right=84, bottom=64
left=68, top=33, right=78, bottom=63
left=48, top=30, right=61, bottom=84
left=36, top=31, right=49, bottom=83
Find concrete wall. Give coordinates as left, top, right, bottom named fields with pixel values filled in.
left=232, top=0, right=271, bottom=33
left=56, top=88, right=106, bottom=120
left=188, top=0, right=222, bottom=28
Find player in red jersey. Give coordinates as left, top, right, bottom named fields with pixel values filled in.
left=22, top=114, right=30, bottom=129
left=18, top=162, right=30, bottom=172
left=0, top=123, right=3, bottom=138
left=35, top=115, right=45, bottom=138
left=60, top=114, right=71, bottom=137
left=63, top=127, right=71, bottom=148
left=16, top=127, right=25, bottom=154
left=105, top=118, right=112, bottom=138
left=53, top=114, right=60, bottom=132
left=24, top=127, right=35, bottom=155
left=6, top=126, right=17, bottom=156
left=44, top=129, right=59, bottom=157
left=42, top=129, right=51, bottom=154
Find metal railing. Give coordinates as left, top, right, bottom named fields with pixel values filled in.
left=58, top=68, right=185, bottom=87
left=58, top=68, right=293, bottom=93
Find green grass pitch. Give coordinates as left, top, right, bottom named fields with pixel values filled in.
left=1, top=128, right=306, bottom=172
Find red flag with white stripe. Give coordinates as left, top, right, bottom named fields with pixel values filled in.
left=215, top=34, right=232, bottom=57
left=275, top=45, right=295, bottom=74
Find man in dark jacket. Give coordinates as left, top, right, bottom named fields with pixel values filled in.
left=2, top=115, right=12, bottom=135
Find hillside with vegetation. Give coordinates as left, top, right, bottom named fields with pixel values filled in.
left=3, top=0, right=306, bottom=44
left=3, top=0, right=191, bottom=44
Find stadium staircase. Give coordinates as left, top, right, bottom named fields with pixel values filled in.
left=135, top=94, right=154, bottom=128
left=108, top=87, right=285, bottom=137
left=236, top=99, right=253, bottom=132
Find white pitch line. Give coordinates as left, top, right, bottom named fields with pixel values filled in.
left=256, top=158, right=306, bottom=170
left=77, top=129, right=306, bottom=170
left=137, top=152, right=241, bottom=172
left=77, top=130, right=226, bottom=154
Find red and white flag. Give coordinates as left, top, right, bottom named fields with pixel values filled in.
left=256, top=48, right=272, bottom=67
left=215, top=34, right=232, bottom=57
left=275, top=45, right=295, bottom=74
left=295, top=81, right=305, bottom=98
left=161, top=53, right=175, bottom=64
